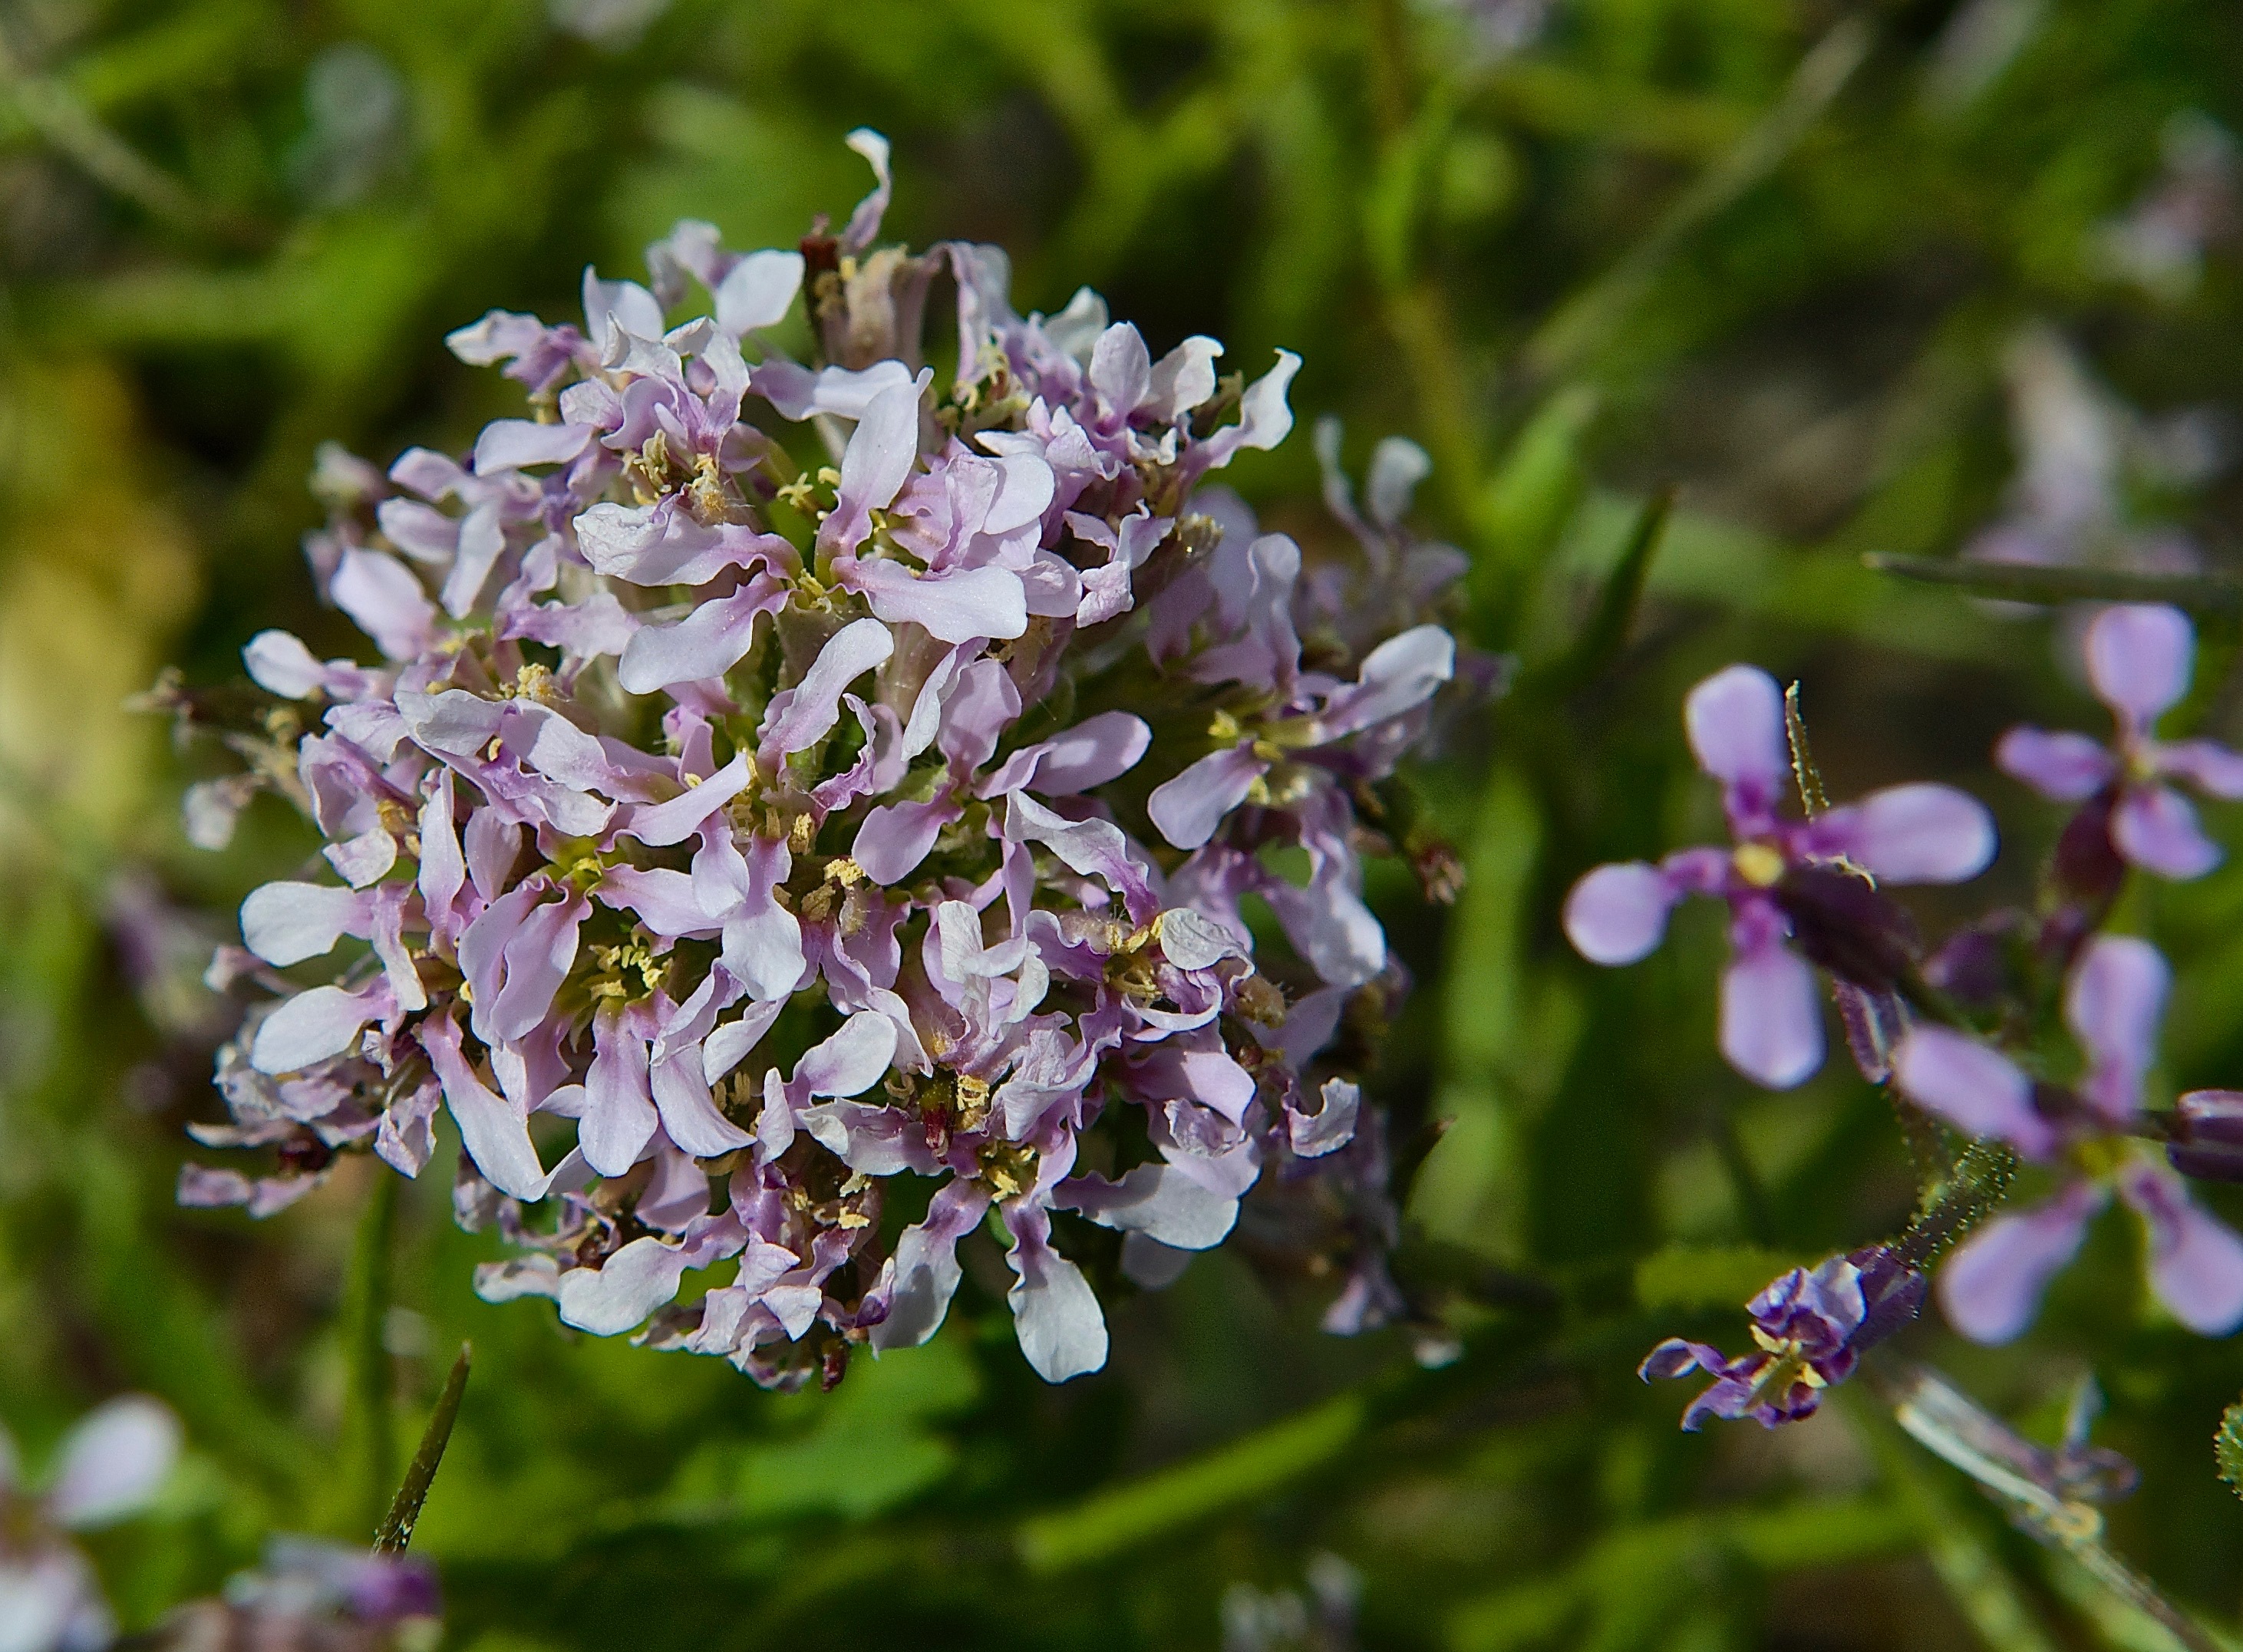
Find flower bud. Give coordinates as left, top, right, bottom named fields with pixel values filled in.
left=2167, top=1090, right=2243, bottom=1182
left=1776, top=862, right=1921, bottom=994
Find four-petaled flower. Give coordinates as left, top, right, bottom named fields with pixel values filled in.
left=1997, top=602, right=2243, bottom=880
left=1894, top=934, right=2243, bottom=1342
left=1565, top=664, right=1996, bottom=1087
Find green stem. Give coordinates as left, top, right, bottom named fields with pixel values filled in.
left=374, top=1343, right=470, bottom=1555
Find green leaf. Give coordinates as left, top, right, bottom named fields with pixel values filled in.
left=1864, top=554, right=2243, bottom=615
left=2217, top=1400, right=2243, bottom=1502
left=1016, top=1393, right=1364, bottom=1572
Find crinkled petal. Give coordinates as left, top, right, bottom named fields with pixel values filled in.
left=1059, top=1163, right=1238, bottom=1248
left=758, top=618, right=894, bottom=761
left=839, top=127, right=892, bottom=255
left=622, top=753, right=754, bottom=848
left=556, top=1237, right=689, bottom=1337
left=1314, top=624, right=1453, bottom=740
left=869, top=1180, right=992, bottom=1352
left=1003, top=1202, right=1109, bottom=1383
left=1146, top=744, right=1268, bottom=851
left=844, top=560, right=1027, bottom=645
left=794, top=1011, right=900, bottom=1098
left=1289, top=1077, right=1361, bottom=1158
left=582, top=1011, right=658, bottom=1177
left=423, top=1014, right=551, bottom=1200
left=820, top=377, right=924, bottom=553
left=616, top=575, right=787, bottom=694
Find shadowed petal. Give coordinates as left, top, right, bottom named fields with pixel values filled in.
left=870, top=1180, right=995, bottom=1353
left=2064, top=935, right=2168, bottom=1123
left=1937, top=1181, right=2104, bottom=1344
left=2119, top=1163, right=2243, bottom=1335
left=1147, top=744, right=1268, bottom=850
left=2156, top=737, right=2243, bottom=799
left=2086, top=603, right=2194, bottom=730
left=1996, top=726, right=2116, bottom=801
left=2113, top=783, right=2221, bottom=879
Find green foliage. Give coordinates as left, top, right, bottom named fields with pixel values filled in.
left=7, top=0, right=2243, bottom=1647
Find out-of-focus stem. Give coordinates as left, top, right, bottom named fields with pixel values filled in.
left=345, top=1170, right=399, bottom=1540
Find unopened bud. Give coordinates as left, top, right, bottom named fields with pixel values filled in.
left=2168, top=1090, right=2243, bottom=1182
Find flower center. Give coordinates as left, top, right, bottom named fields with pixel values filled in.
left=1733, top=842, right=1786, bottom=889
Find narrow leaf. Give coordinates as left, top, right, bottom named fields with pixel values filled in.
left=1864, top=554, right=2243, bottom=615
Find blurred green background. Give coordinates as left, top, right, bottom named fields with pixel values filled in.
left=6, top=0, right=2243, bottom=1646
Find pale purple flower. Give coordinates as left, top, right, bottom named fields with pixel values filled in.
left=173, top=129, right=1443, bottom=1390
left=1892, top=935, right=2243, bottom=1342
left=0, top=1397, right=179, bottom=1652
left=1996, top=603, right=2243, bottom=879
left=1565, top=664, right=1997, bottom=1087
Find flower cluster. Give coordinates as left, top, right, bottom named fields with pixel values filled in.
left=171, top=132, right=1465, bottom=1387
left=1577, top=602, right=2243, bottom=1428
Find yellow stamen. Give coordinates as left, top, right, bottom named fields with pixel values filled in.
left=1733, top=842, right=1786, bottom=889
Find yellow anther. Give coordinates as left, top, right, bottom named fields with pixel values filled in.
left=1733, top=842, right=1786, bottom=889
left=1208, top=708, right=1243, bottom=742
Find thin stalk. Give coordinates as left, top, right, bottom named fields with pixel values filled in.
left=373, top=1344, right=470, bottom=1555
left=344, top=1171, right=399, bottom=1539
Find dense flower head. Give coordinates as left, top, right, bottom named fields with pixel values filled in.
left=173, top=132, right=1465, bottom=1387
left=1564, top=663, right=1996, bottom=1089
